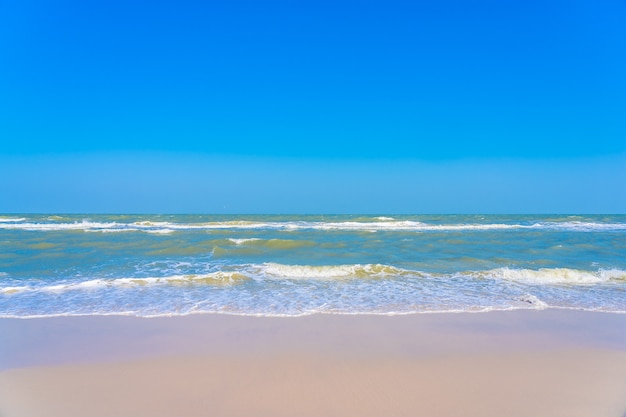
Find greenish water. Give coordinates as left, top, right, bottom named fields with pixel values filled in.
left=1, top=214, right=625, bottom=317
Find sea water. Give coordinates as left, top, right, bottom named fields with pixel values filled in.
left=1, top=214, right=625, bottom=317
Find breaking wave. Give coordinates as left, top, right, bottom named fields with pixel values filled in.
left=259, top=263, right=414, bottom=279
left=3, top=265, right=624, bottom=296
left=0, top=217, right=26, bottom=222
left=0, top=271, right=249, bottom=294
left=2, top=219, right=626, bottom=233
left=471, top=267, right=626, bottom=285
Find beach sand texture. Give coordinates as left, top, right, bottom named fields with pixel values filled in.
left=1, top=311, right=625, bottom=417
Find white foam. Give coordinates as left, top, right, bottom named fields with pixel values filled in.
left=3, top=266, right=625, bottom=296
left=146, top=229, right=175, bottom=234
left=258, top=263, right=412, bottom=280
left=0, top=217, right=25, bottom=222
left=228, top=238, right=261, bottom=245
left=517, top=294, right=549, bottom=308
left=477, top=267, right=626, bottom=285
left=91, top=228, right=140, bottom=233
left=0, top=271, right=250, bottom=295
left=4, top=305, right=626, bottom=319
left=0, top=286, right=29, bottom=294
left=95, top=272, right=247, bottom=288
left=531, top=221, right=626, bottom=232
left=2, top=219, right=626, bottom=233
left=0, top=221, right=124, bottom=231
left=0, top=264, right=410, bottom=295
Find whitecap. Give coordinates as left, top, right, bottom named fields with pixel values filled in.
left=228, top=238, right=261, bottom=245
left=2, top=218, right=626, bottom=233
left=475, top=267, right=626, bottom=285
left=257, top=262, right=414, bottom=280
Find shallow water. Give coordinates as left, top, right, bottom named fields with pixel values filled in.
left=1, top=214, right=625, bottom=317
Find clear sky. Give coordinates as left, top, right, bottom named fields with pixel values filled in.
left=1, top=0, right=625, bottom=213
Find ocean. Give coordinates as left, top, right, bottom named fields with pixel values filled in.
left=1, top=214, right=625, bottom=317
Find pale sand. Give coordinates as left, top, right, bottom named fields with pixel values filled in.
left=1, top=310, right=625, bottom=417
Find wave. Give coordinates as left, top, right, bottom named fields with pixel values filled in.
left=0, top=263, right=409, bottom=294
left=0, top=217, right=26, bottom=222
left=256, top=264, right=626, bottom=283
left=471, top=267, right=626, bottom=285
left=534, top=221, right=626, bottom=232
left=3, top=265, right=624, bottom=296
left=0, top=271, right=249, bottom=294
left=259, top=263, right=413, bottom=279
left=228, top=238, right=261, bottom=245
left=2, top=219, right=626, bottom=233
left=0, top=221, right=135, bottom=232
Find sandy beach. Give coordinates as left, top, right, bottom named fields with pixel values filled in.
left=1, top=310, right=626, bottom=417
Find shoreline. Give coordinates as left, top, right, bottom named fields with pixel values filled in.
left=3, top=304, right=626, bottom=319
left=1, top=310, right=626, bottom=416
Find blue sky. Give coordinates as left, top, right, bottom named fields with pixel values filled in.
left=1, top=0, right=625, bottom=213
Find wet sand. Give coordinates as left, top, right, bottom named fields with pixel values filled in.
left=1, top=310, right=625, bottom=417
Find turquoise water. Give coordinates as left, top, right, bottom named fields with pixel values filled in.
left=1, top=214, right=625, bottom=317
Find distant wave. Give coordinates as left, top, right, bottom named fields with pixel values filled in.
left=2, top=219, right=626, bottom=233
left=228, top=238, right=261, bottom=245
left=0, top=217, right=26, bottom=222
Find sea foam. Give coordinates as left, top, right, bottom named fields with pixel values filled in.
left=474, top=267, right=626, bottom=285
left=1, top=219, right=625, bottom=233
left=3, top=266, right=624, bottom=296
left=2, top=214, right=625, bottom=317
left=258, top=263, right=413, bottom=279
